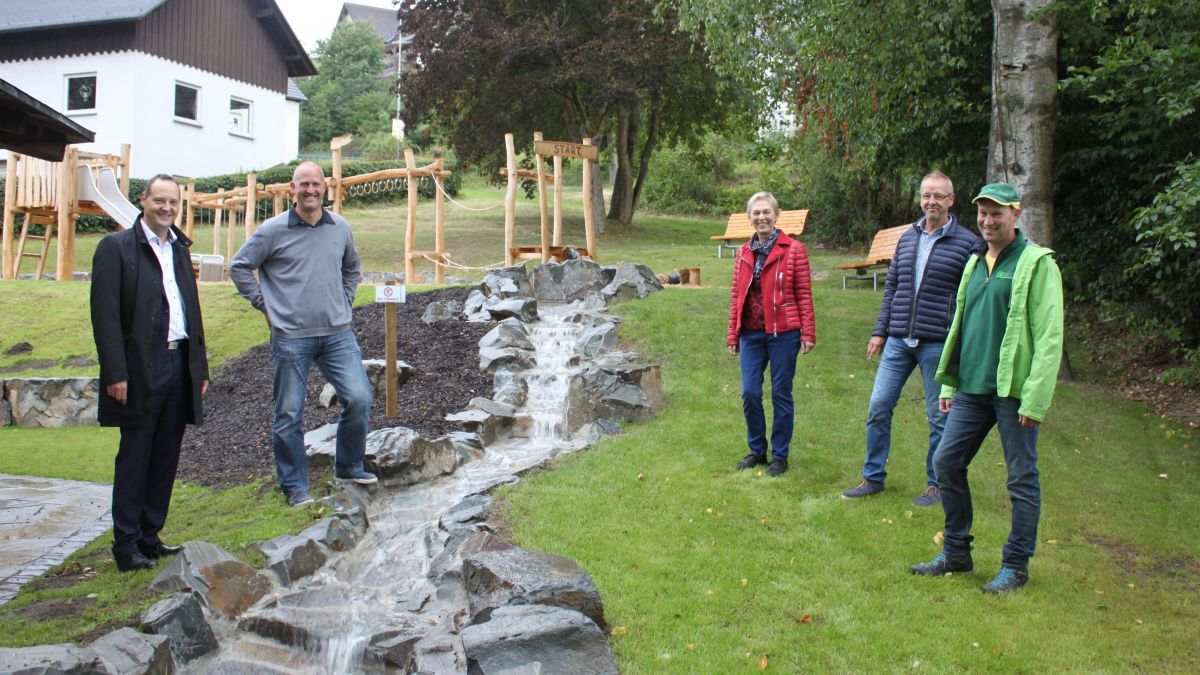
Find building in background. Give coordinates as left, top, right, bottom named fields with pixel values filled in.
left=0, top=0, right=317, bottom=178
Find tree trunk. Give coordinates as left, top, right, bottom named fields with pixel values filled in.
left=630, top=90, right=661, bottom=217
left=607, top=98, right=639, bottom=225
left=988, top=0, right=1058, bottom=247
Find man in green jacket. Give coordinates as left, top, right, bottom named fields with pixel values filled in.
left=910, top=183, right=1064, bottom=593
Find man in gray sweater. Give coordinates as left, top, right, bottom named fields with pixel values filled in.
left=231, top=161, right=376, bottom=506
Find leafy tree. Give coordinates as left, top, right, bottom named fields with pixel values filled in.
left=668, top=0, right=993, bottom=240
left=398, top=0, right=748, bottom=226
left=299, top=20, right=394, bottom=147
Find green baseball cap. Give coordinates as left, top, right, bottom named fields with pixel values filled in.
left=972, top=183, right=1021, bottom=207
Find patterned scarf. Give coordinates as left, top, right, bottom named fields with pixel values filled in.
left=748, top=228, right=780, bottom=281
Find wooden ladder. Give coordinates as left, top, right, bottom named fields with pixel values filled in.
left=13, top=211, right=57, bottom=280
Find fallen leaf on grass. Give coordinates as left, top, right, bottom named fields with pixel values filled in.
left=758, top=653, right=769, bottom=669
left=801, top=614, right=813, bottom=624
left=755, top=470, right=764, bottom=477
left=637, top=473, right=645, bottom=481
left=741, top=578, right=749, bottom=587
left=1046, top=539, right=1059, bottom=545
left=1136, top=619, right=1143, bottom=625
left=760, top=517, right=769, bottom=526
left=905, top=510, right=913, bottom=518
left=934, top=531, right=944, bottom=545
left=1158, top=473, right=1168, bottom=479
left=706, top=590, right=716, bottom=596
left=882, top=518, right=894, bottom=525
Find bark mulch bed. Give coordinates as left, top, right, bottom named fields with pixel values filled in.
left=177, top=286, right=494, bottom=490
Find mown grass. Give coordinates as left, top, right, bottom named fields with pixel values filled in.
left=500, top=270, right=1200, bottom=672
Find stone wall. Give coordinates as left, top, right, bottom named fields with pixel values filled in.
left=2, top=378, right=99, bottom=428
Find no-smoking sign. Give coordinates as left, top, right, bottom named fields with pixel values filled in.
left=374, top=284, right=407, bottom=303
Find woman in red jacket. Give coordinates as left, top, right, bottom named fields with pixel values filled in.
left=727, top=192, right=816, bottom=476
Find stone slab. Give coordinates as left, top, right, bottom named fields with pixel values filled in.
left=0, top=474, right=110, bottom=606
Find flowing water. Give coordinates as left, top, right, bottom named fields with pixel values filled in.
left=197, top=305, right=591, bottom=674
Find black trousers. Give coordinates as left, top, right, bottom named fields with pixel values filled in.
left=112, top=341, right=189, bottom=557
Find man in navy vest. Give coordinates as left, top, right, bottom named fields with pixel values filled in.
left=842, top=172, right=982, bottom=505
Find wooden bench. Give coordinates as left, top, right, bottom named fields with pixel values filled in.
left=835, top=223, right=910, bottom=290
left=710, top=209, right=808, bottom=258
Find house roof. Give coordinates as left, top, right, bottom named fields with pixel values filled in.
left=339, top=2, right=400, bottom=44
left=0, top=78, right=95, bottom=161
left=286, top=78, right=308, bottom=102
left=0, top=0, right=317, bottom=79
left=0, top=0, right=169, bottom=33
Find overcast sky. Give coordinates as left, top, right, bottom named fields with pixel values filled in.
left=275, top=0, right=397, bottom=53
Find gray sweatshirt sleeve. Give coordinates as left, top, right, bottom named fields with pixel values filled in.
left=342, top=228, right=361, bottom=308
left=230, top=229, right=270, bottom=312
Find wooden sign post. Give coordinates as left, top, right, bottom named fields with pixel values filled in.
left=375, top=281, right=407, bottom=417
left=503, top=133, right=599, bottom=264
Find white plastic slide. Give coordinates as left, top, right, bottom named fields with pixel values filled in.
left=76, top=165, right=139, bottom=229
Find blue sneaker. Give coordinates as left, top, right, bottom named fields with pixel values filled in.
left=287, top=490, right=314, bottom=507
left=842, top=479, right=884, bottom=499
left=910, top=551, right=973, bottom=576
left=912, top=486, right=942, bottom=507
left=981, top=565, right=1028, bottom=593
left=335, top=468, right=378, bottom=485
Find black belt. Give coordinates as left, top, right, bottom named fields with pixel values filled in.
left=166, top=340, right=188, bottom=350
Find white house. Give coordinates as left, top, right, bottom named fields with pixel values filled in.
left=0, top=0, right=316, bottom=179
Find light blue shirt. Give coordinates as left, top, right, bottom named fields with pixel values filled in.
left=903, top=220, right=946, bottom=348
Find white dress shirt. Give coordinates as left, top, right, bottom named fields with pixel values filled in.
left=140, top=220, right=189, bottom=341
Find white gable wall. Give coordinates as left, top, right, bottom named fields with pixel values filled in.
left=1, top=51, right=298, bottom=178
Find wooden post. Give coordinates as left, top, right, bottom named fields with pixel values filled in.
left=582, top=137, right=596, bottom=260
left=552, top=155, right=563, bottom=246
left=504, top=133, right=517, bottom=267
left=331, top=142, right=344, bottom=214
left=533, top=131, right=550, bottom=263
left=385, top=281, right=398, bottom=417
left=404, top=147, right=418, bottom=284
left=273, top=192, right=283, bottom=216
left=118, top=143, right=131, bottom=198
left=245, top=171, right=257, bottom=240
left=213, top=189, right=225, bottom=257
left=55, top=147, right=77, bottom=282
left=434, top=158, right=445, bottom=284
left=184, top=182, right=195, bottom=239
left=228, top=206, right=238, bottom=263
left=2, top=153, right=17, bottom=279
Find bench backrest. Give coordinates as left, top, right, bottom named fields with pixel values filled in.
left=865, top=223, right=911, bottom=263
left=724, top=209, right=808, bottom=238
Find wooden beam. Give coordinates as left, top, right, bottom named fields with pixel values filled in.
left=404, top=147, right=417, bottom=283
left=504, top=133, right=516, bottom=267
left=2, top=152, right=18, bottom=279
left=534, top=132, right=550, bottom=263
left=582, top=137, right=596, bottom=261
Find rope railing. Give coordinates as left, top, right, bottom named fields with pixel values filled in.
left=429, top=173, right=506, bottom=212
left=420, top=251, right=508, bottom=271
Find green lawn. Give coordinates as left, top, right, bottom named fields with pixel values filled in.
left=500, top=266, right=1200, bottom=672
left=1, top=188, right=1196, bottom=668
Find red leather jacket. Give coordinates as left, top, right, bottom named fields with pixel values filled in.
left=727, top=231, right=816, bottom=346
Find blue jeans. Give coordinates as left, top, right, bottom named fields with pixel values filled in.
left=739, top=330, right=802, bottom=461
left=934, top=392, right=1041, bottom=569
left=862, top=337, right=944, bottom=487
left=271, top=330, right=372, bottom=495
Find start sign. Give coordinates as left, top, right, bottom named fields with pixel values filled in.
left=534, top=140, right=599, bottom=161
left=374, top=284, right=407, bottom=303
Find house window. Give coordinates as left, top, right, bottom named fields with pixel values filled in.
left=174, top=82, right=199, bottom=123
left=65, top=74, right=97, bottom=113
left=229, top=97, right=252, bottom=137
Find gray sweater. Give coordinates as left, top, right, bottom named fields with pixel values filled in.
left=230, top=207, right=361, bottom=338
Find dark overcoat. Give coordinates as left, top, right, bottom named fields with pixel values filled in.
left=90, top=219, right=208, bottom=427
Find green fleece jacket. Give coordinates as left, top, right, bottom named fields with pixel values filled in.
left=935, top=238, right=1064, bottom=422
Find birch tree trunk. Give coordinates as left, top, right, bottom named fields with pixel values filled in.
left=988, top=0, right=1058, bottom=247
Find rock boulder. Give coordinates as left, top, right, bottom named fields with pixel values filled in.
left=140, top=592, right=220, bottom=665
left=461, top=605, right=617, bottom=675
left=464, top=546, right=606, bottom=628
left=149, top=541, right=273, bottom=619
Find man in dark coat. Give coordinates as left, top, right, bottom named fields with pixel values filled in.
left=91, top=174, right=208, bottom=572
